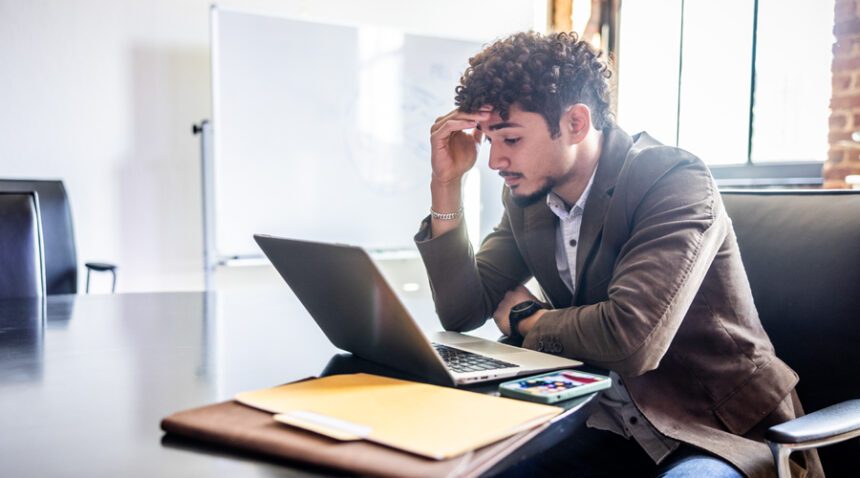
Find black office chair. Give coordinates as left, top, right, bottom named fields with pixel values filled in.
left=722, top=189, right=860, bottom=477
left=0, top=192, right=45, bottom=299
left=0, top=179, right=116, bottom=294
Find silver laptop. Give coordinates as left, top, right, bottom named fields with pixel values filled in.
left=254, top=234, right=581, bottom=386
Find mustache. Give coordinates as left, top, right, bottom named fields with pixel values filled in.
left=499, top=171, right=523, bottom=179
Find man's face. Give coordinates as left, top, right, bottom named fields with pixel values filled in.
left=477, top=104, right=576, bottom=207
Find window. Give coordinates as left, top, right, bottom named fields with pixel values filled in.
left=617, top=0, right=834, bottom=183
left=751, top=0, right=833, bottom=164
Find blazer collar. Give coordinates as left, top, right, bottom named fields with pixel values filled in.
left=573, top=126, right=633, bottom=302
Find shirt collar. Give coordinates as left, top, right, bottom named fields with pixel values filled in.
left=546, top=167, right=597, bottom=220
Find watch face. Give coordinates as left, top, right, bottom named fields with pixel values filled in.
left=511, top=301, right=537, bottom=314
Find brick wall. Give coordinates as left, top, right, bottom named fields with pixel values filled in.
left=826, top=0, right=860, bottom=188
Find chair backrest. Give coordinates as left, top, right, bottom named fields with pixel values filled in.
left=721, top=189, right=860, bottom=473
left=0, top=180, right=77, bottom=294
left=0, top=192, right=45, bottom=299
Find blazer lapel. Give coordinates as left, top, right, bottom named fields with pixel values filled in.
left=574, top=128, right=633, bottom=303
left=523, top=203, right=572, bottom=308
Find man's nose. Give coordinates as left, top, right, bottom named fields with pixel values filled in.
left=487, top=146, right=509, bottom=171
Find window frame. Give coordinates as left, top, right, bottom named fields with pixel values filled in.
left=709, top=162, right=824, bottom=187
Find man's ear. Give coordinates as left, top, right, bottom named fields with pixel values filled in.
left=562, top=104, right=592, bottom=144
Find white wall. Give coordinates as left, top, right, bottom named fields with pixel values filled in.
left=0, top=0, right=546, bottom=293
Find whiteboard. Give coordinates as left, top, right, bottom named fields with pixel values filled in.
left=210, top=8, right=490, bottom=258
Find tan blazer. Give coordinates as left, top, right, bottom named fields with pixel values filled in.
left=416, top=127, right=821, bottom=478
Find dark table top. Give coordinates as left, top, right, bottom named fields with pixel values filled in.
left=0, top=290, right=592, bottom=477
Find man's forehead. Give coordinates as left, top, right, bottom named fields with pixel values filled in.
left=478, top=107, right=533, bottom=131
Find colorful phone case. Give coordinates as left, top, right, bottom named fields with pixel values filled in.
left=498, top=370, right=612, bottom=404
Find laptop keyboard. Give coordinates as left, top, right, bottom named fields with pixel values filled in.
left=432, top=343, right=518, bottom=373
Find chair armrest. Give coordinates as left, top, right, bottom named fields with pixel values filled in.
left=85, top=262, right=117, bottom=272
left=766, top=399, right=860, bottom=444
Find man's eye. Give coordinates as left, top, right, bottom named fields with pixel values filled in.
left=504, top=138, right=521, bottom=145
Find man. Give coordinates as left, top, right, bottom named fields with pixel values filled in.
left=414, top=32, right=821, bottom=477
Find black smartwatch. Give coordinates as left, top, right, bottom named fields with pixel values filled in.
left=508, top=300, right=543, bottom=342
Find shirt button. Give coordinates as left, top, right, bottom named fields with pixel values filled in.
left=569, top=238, right=577, bottom=247
left=628, top=416, right=638, bottom=425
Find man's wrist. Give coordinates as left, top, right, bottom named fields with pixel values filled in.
left=430, top=178, right=462, bottom=205
left=517, top=309, right=546, bottom=336
left=509, top=301, right=545, bottom=341
left=430, top=176, right=462, bottom=193
left=429, top=177, right=464, bottom=237
left=431, top=173, right=462, bottom=186
left=430, top=206, right=463, bottom=221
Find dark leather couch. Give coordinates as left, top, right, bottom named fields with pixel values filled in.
left=722, top=190, right=860, bottom=477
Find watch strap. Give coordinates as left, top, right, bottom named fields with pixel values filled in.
left=508, top=300, right=542, bottom=342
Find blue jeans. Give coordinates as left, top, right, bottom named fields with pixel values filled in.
left=495, top=425, right=742, bottom=477
left=655, top=447, right=743, bottom=478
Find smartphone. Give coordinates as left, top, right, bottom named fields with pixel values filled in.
left=499, top=369, right=612, bottom=404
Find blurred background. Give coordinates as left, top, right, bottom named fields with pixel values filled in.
left=0, top=0, right=846, bottom=296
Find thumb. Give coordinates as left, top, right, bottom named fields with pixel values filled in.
left=472, top=128, right=484, bottom=145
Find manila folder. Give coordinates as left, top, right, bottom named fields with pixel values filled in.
left=235, top=373, right=562, bottom=460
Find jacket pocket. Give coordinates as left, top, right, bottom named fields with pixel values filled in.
left=712, top=357, right=798, bottom=436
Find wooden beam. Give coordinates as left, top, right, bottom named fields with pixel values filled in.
left=551, top=0, right=573, bottom=32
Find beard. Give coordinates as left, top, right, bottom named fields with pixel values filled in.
left=510, top=177, right=556, bottom=208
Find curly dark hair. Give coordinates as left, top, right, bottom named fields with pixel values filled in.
left=455, top=31, right=614, bottom=137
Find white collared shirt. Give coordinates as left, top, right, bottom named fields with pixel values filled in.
left=545, top=171, right=596, bottom=295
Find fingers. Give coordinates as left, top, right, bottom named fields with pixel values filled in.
left=428, top=107, right=491, bottom=186
left=472, top=128, right=484, bottom=145
left=431, top=118, right=478, bottom=141
left=432, top=109, right=459, bottom=129
left=431, top=109, right=490, bottom=135
left=434, top=108, right=490, bottom=124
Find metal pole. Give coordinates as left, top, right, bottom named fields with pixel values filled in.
left=194, top=120, right=216, bottom=291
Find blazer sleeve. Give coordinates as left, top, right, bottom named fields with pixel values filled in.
left=522, top=149, right=728, bottom=377
left=415, top=210, right=531, bottom=332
